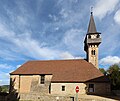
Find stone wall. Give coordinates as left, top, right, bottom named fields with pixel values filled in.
left=30, top=75, right=52, bottom=94
left=10, top=75, right=20, bottom=92
left=51, top=83, right=86, bottom=95
left=20, top=93, right=74, bottom=101
left=10, top=75, right=111, bottom=96
left=20, top=75, right=33, bottom=93
left=10, top=75, right=52, bottom=94
left=88, top=45, right=99, bottom=68
left=86, top=83, right=111, bottom=95
left=19, top=93, right=117, bottom=101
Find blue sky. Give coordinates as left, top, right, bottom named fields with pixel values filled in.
left=0, top=0, right=120, bottom=85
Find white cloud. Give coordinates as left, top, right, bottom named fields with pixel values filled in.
left=114, top=9, right=120, bottom=25
left=54, top=27, right=59, bottom=31
left=59, top=8, right=69, bottom=19
left=48, top=14, right=58, bottom=21
left=62, top=28, right=86, bottom=57
left=16, top=15, right=27, bottom=26
left=12, top=34, right=60, bottom=59
left=0, top=64, right=23, bottom=85
left=0, top=20, right=85, bottom=61
left=100, top=56, right=120, bottom=65
left=0, top=23, right=15, bottom=38
left=0, top=64, right=14, bottom=69
left=0, top=22, right=61, bottom=60
left=60, top=51, right=74, bottom=59
left=16, top=65, right=21, bottom=68
left=55, top=0, right=85, bottom=27
left=0, top=71, right=10, bottom=85
left=60, top=51, right=84, bottom=59
left=4, top=4, right=29, bottom=29
left=94, top=0, right=119, bottom=19
left=63, top=29, right=85, bottom=49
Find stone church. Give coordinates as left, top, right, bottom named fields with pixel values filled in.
left=9, top=12, right=110, bottom=100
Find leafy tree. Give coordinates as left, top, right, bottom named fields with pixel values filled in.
left=0, top=86, right=2, bottom=92
left=107, top=64, right=120, bottom=74
left=1, top=85, right=9, bottom=92
left=107, top=64, right=120, bottom=90
left=99, top=64, right=120, bottom=90
left=0, top=85, right=9, bottom=93
left=99, top=68, right=106, bottom=75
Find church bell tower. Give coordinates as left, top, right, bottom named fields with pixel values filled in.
left=84, top=11, right=101, bottom=69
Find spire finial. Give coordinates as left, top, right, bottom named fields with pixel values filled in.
left=87, top=6, right=96, bottom=34
left=91, top=6, right=93, bottom=15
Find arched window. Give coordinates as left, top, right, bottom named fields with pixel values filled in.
left=91, top=50, right=95, bottom=55
left=93, top=50, right=95, bottom=55
left=91, top=50, right=94, bottom=55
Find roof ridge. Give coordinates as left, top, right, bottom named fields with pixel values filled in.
left=27, top=59, right=85, bottom=62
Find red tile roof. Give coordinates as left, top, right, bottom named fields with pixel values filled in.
left=11, top=59, right=104, bottom=82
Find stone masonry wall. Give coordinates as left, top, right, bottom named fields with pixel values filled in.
left=30, top=75, right=52, bottom=94
left=10, top=75, right=52, bottom=94
left=51, top=83, right=86, bottom=95
left=20, top=93, right=73, bottom=101
left=10, top=75, right=20, bottom=93
left=19, top=93, right=117, bottom=101
left=20, top=75, right=33, bottom=93
left=86, top=83, right=111, bottom=95
left=10, top=75, right=111, bottom=96
left=88, top=45, right=98, bottom=68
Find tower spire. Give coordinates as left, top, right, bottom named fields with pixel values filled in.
left=87, top=7, right=97, bottom=34
left=84, top=11, right=102, bottom=69
left=91, top=7, right=93, bottom=15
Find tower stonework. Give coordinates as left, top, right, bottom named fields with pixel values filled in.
left=84, top=12, right=101, bottom=68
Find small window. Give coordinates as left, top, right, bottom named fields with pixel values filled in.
left=97, top=34, right=100, bottom=38
left=88, top=35, right=91, bottom=38
left=62, top=86, right=65, bottom=91
left=40, top=75, right=45, bottom=84
left=89, top=84, right=94, bottom=88
left=88, top=84, right=94, bottom=92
